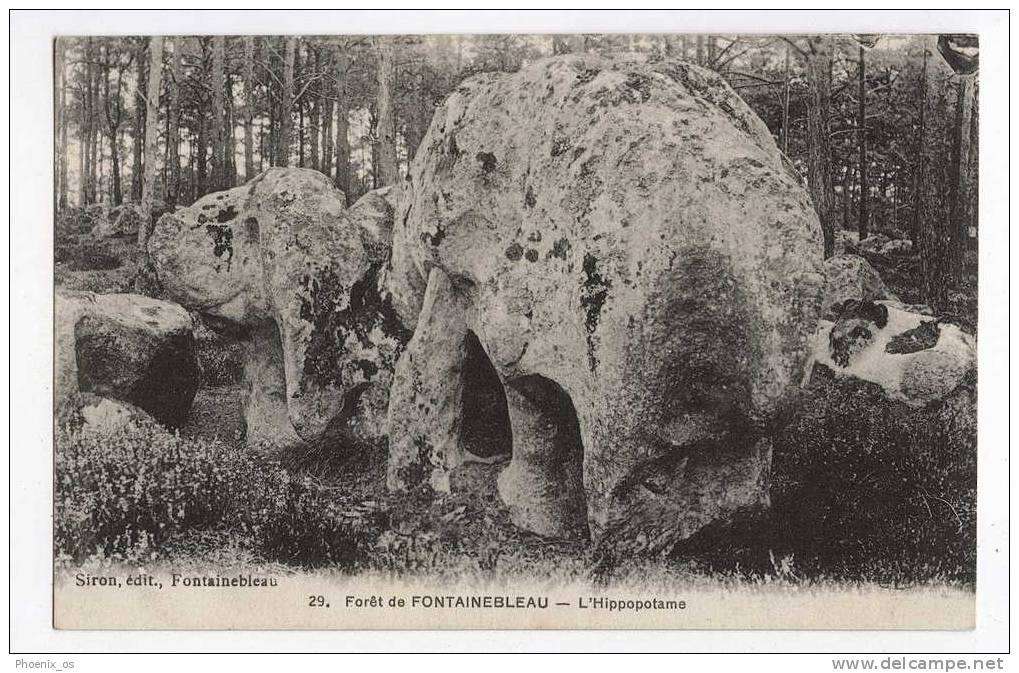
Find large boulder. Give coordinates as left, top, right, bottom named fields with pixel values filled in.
left=55, top=290, right=200, bottom=427
left=822, top=254, right=898, bottom=315
left=809, top=299, right=975, bottom=407
left=150, top=168, right=409, bottom=449
left=385, top=54, right=825, bottom=549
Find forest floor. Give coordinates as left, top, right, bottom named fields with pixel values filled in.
left=55, top=220, right=979, bottom=592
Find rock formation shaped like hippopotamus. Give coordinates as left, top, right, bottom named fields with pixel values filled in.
left=150, top=168, right=409, bottom=450
left=385, top=55, right=825, bottom=549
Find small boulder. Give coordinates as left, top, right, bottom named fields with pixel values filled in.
left=56, top=290, right=200, bottom=427
left=822, top=254, right=898, bottom=315
left=879, top=238, right=913, bottom=256
left=84, top=203, right=109, bottom=228
left=79, top=393, right=157, bottom=436
left=809, top=300, right=975, bottom=407
left=57, top=206, right=100, bottom=237
left=857, top=233, right=891, bottom=254
left=835, top=229, right=860, bottom=255
left=91, top=203, right=145, bottom=238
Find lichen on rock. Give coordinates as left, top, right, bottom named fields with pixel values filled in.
left=151, top=168, right=411, bottom=452
left=386, top=53, right=825, bottom=548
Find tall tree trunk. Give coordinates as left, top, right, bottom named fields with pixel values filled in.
left=948, top=74, right=974, bottom=277
left=196, top=113, right=208, bottom=194
left=706, top=35, right=718, bottom=68
left=374, top=36, right=399, bottom=186
left=82, top=38, right=94, bottom=205
left=162, top=85, right=169, bottom=198
left=243, top=36, right=256, bottom=180
left=278, top=36, right=296, bottom=166
left=842, top=164, right=854, bottom=230
left=188, top=128, right=196, bottom=201
left=166, top=36, right=183, bottom=208
left=695, top=35, right=705, bottom=65
left=309, top=47, right=320, bottom=171
left=917, top=46, right=952, bottom=312
left=96, top=133, right=104, bottom=203
left=90, top=55, right=101, bottom=204
left=297, top=43, right=306, bottom=167
left=258, top=118, right=265, bottom=171
left=911, top=48, right=928, bottom=245
left=320, top=52, right=334, bottom=179
left=78, top=78, right=87, bottom=207
left=298, top=99, right=305, bottom=166
left=57, top=40, right=69, bottom=211
left=370, top=108, right=379, bottom=190
left=211, top=35, right=226, bottom=190
left=806, top=36, right=836, bottom=257
left=110, top=133, right=122, bottom=205
left=267, top=85, right=277, bottom=167
left=966, top=84, right=979, bottom=251
left=103, top=62, right=123, bottom=206
left=226, top=71, right=237, bottom=187
left=780, top=44, right=791, bottom=156
left=131, top=38, right=146, bottom=202
left=857, top=45, right=869, bottom=239
left=334, top=63, right=351, bottom=203
left=138, top=37, right=163, bottom=261
left=919, top=152, right=952, bottom=312
left=892, top=168, right=899, bottom=230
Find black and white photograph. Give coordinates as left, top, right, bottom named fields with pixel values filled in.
left=9, top=10, right=1006, bottom=649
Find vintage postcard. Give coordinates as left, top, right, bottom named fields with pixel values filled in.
left=51, top=29, right=981, bottom=631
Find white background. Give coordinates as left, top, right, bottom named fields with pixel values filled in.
left=5, top=6, right=1013, bottom=666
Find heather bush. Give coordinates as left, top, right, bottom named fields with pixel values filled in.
left=673, top=370, right=977, bottom=586
left=54, top=421, right=383, bottom=568
left=54, top=265, right=136, bottom=294
left=55, top=206, right=98, bottom=239
left=54, top=236, right=125, bottom=271
left=193, top=323, right=245, bottom=387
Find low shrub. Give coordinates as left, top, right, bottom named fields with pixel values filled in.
left=55, top=245, right=122, bottom=271
left=54, top=421, right=383, bottom=568
left=197, top=335, right=245, bottom=387
left=251, top=479, right=386, bottom=568
left=54, top=265, right=136, bottom=294
left=55, top=422, right=240, bottom=562
left=56, top=206, right=98, bottom=239
left=191, top=315, right=246, bottom=387
left=861, top=249, right=978, bottom=335
left=673, top=370, right=977, bottom=586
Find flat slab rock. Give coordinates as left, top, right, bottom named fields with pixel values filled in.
left=809, top=300, right=975, bottom=407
